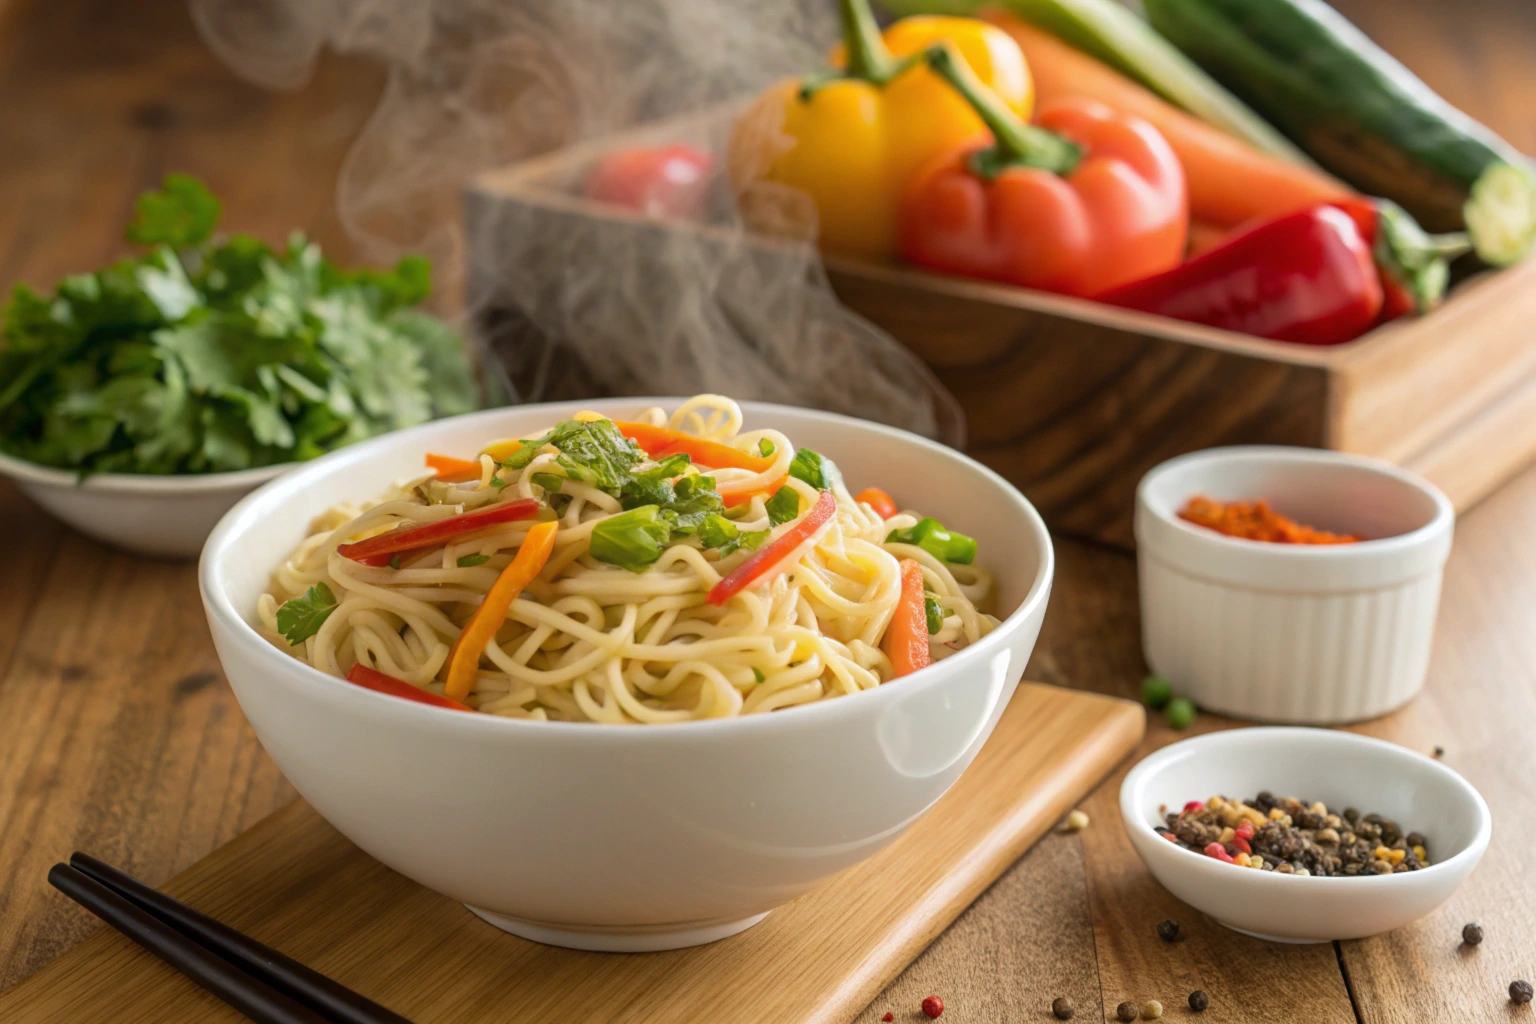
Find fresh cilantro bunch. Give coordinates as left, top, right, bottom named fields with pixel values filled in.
left=0, top=174, right=479, bottom=474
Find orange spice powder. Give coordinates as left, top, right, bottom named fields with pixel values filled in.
left=1177, top=495, right=1359, bottom=545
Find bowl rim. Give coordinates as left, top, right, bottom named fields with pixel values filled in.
left=200, top=397, right=1055, bottom=735
left=0, top=449, right=293, bottom=494
left=1137, top=445, right=1454, bottom=558
left=1120, top=727, right=1492, bottom=887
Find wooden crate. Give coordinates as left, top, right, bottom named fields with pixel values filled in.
left=466, top=112, right=1536, bottom=548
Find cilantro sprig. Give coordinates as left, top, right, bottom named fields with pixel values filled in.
left=275, top=583, right=338, bottom=645
left=0, top=175, right=479, bottom=474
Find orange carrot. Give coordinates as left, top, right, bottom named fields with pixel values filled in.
left=856, top=487, right=899, bottom=520
left=612, top=422, right=776, bottom=474
left=425, top=453, right=484, bottom=483
left=1186, top=220, right=1230, bottom=258
left=987, top=11, right=1350, bottom=229
left=882, top=559, right=932, bottom=680
left=444, top=520, right=559, bottom=700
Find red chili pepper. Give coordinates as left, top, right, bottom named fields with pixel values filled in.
left=1233, top=836, right=1252, bottom=855
left=882, top=1015, right=895, bottom=1023
left=898, top=48, right=1186, bottom=298
left=345, top=664, right=474, bottom=712
left=1203, top=841, right=1235, bottom=864
left=337, top=499, right=540, bottom=565
left=1235, top=820, right=1255, bottom=841
left=1100, top=205, right=1384, bottom=345
left=582, top=144, right=714, bottom=219
left=707, top=489, right=837, bottom=605
left=921, top=995, right=945, bottom=1019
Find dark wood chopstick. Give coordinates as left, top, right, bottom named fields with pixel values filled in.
left=49, top=863, right=330, bottom=1024
left=68, top=853, right=412, bottom=1024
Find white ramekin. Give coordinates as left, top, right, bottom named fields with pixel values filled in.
left=200, top=399, right=1054, bottom=951
left=1135, top=447, right=1454, bottom=724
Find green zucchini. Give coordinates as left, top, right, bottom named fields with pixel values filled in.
left=876, top=0, right=1317, bottom=167
left=1142, top=0, right=1536, bottom=265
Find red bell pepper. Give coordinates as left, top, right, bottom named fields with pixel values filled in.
left=337, top=498, right=540, bottom=566
left=1099, top=205, right=1384, bottom=345
left=1332, top=197, right=1471, bottom=322
left=708, top=489, right=837, bottom=606
left=345, top=664, right=475, bottom=712
left=898, top=45, right=1186, bottom=298
left=582, top=144, right=714, bottom=219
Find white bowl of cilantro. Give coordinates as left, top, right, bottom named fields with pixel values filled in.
left=0, top=175, right=482, bottom=558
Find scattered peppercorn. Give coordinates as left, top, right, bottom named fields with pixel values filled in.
left=1188, top=990, right=1210, bottom=1012
left=1164, top=793, right=1431, bottom=876
left=1512, top=980, right=1533, bottom=1005
left=882, top=1015, right=893, bottom=1022
left=1156, top=919, right=1180, bottom=942
left=1165, top=697, right=1197, bottom=730
left=921, top=995, right=944, bottom=1018
left=1462, top=923, right=1484, bottom=946
left=1433, top=745, right=1445, bottom=759
left=1063, top=809, right=1090, bottom=832
left=1051, top=996, right=1075, bottom=1020
left=1141, top=674, right=1172, bottom=709
left=1116, top=1000, right=1139, bottom=1022
left=1141, top=1000, right=1163, bottom=1020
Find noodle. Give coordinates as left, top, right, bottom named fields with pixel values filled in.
left=259, top=395, right=998, bottom=723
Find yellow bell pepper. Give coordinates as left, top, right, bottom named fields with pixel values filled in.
left=731, top=0, right=1033, bottom=261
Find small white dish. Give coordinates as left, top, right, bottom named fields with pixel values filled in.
left=1122, top=727, right=1490, bottom=943
left=199, top=398, right=1055, bottom=951
left=1136, top=446, right=1454, bottom=724
left=0, top=451, right=289, bottom=559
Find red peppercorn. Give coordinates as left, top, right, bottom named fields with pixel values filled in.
left=1235, top=820, right=1255, bottom=840
left=1204, top=841, right=1235, bottom=863
left=882, top=1015, right=894, bottom=1022
left=1233, top=836, right=1251, bottom=854
left=922, top=995, right=944, bottom=1018
left=1182, top=801, right=1205, bottom=814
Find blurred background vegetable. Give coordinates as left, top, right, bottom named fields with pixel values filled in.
left=582, top=145, right=715, bottom=219
left=0, top=175, right=481, bottom=475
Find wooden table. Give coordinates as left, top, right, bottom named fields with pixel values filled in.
left=1, top=0, right=1534, bottom=1019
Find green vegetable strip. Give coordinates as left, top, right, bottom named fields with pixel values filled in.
left=886, top=517, right=978, bottom=565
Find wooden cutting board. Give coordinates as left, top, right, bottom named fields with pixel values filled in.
left=0, top=683, right=1143, bottom=1024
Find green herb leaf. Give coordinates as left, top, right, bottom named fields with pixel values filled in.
left=699, top=513, right=767, bottom=556
left=125, top=174, right=221, bottom=249
left=457, top=553, right=491, bottom=567
left=924, top=593, right=944, bottom=635
left=388, top=554, right=402, bottom=569
left=589, top=506, right=673, bottom=572
left=619, top=453, right=691, bottom=509
left=275, top=582, right=337, bottom=646
left=529, top=472, right=565, bottom=493
left=487, top=475, right=508, bottom=489
left=886, top=517, right=978, bottom=565
left=765, top=486, right=801, bottom=526
left=788, top=447, right=842, bottom=491
left=752, top=667, right=766, bottom=683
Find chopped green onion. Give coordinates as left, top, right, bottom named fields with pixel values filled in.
left=924, top=593, right=944, bottom=635
left=456, top=553, right=491, bottom=568
left=886, top=517, right=977, bottom=565
left=758, top=439, right=776, bottom=457
left=752, top=667, right=766, bottom=683
left=388, top=554, right=402, bottom=570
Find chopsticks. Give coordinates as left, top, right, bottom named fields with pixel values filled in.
left=49, top=854, right=412, bottom=1024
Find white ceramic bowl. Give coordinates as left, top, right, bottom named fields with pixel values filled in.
left=1122, top=727, right=1490, bottom=943
left=1136, top=446, right=1454, bottom=724
left=199, top=399, right=1054, bottom=951
left=0, top=451, right=288, bottom=559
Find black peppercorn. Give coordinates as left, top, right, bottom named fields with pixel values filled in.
left=1462, top=923, right=1484, bottom=946
left=1512, top=980, right=1533, bottom=1005
left=1188, top=990, right=1209, bottom=1012
left=1116, top=1000, right=1139, bottom=1021
left=1051, top=996, right=1075, bottom=1020
left=1156, top=919, right=1180, bottom=942
left=1433, top=745, right=1445, bottom=759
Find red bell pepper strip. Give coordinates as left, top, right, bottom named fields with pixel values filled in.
left=1099, top=205, right=1385, bottom=346
left=898, top=46, right=1186, bottom=298
left=855, top=487, right=898, bottom=520
left=337, top=499, right=540, bottom=565
left=707, top=489, right=837, bottom=606
left=613, top=422, right=776, bottom=474
left=425, top=453, right=484, bottom=483
left=345, top=664, right=475, bottom=712
left=881, top=558, right=932, bottom=679
left=582, top=144, right=715, bottom=219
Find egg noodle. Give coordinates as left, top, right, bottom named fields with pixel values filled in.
left=258, top=395, right=997, bottom=723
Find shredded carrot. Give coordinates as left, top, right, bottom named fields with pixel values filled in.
left=855, top=487, right=898, bottom=520
left=722, top=474, right=787, bottom=508
left=1177, top=496, right=1359, bottom=544
left=444, top=520, right=560, bottom=700
left=612, top=421, right=776, bottom=474
left=882, top=558, right=933, bottom=679
left=425, top=453, right=484, bottom=483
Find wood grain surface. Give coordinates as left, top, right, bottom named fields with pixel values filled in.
left=0, top=685, right=1145, bottom=1023
left=2, top=0, right=1536, bottom=1020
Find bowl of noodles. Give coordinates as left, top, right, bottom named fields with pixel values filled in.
left=200, top=395, right=1053, bottom=951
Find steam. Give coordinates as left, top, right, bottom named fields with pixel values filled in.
left=190, top=0, right=963, bottom=442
